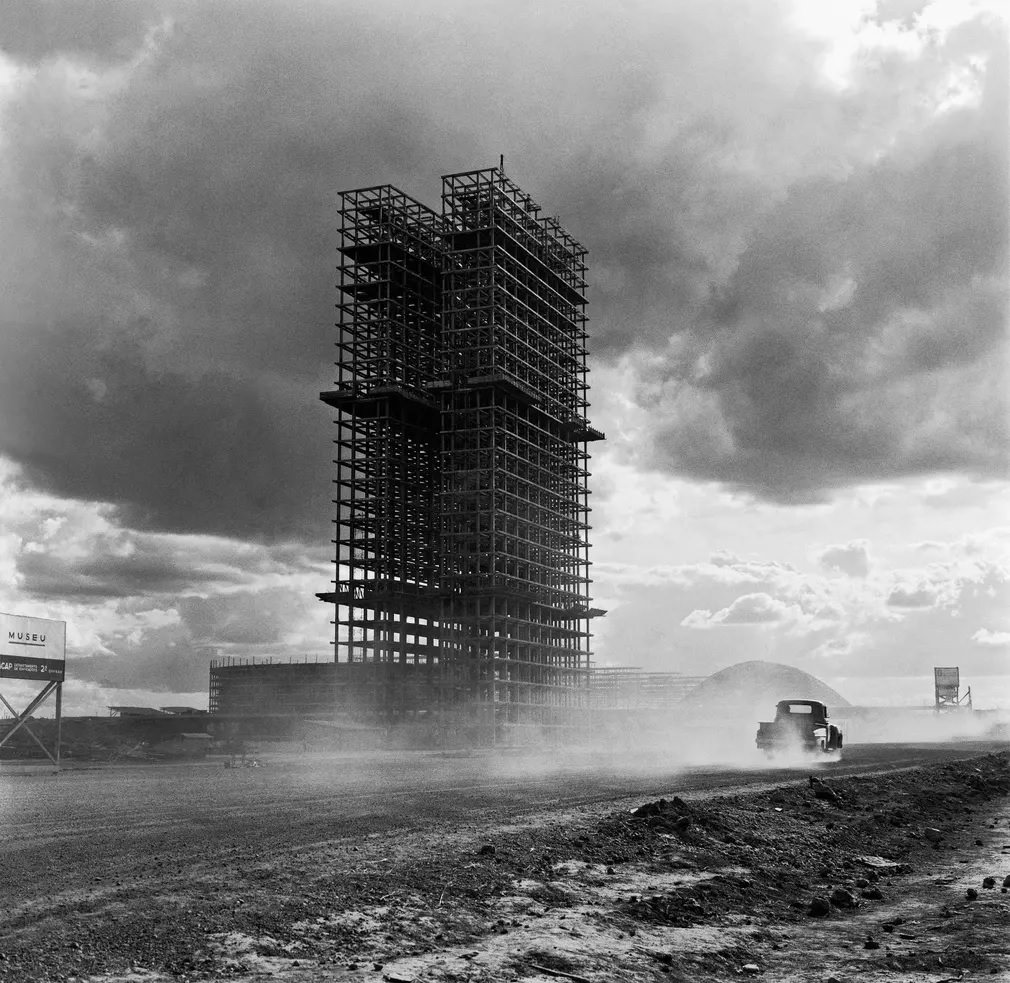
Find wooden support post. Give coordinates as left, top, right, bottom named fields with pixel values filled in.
left=0, top=681, right=61, bottom=766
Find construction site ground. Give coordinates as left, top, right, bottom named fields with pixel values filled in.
left=1, top=741, right=1008, bottom=983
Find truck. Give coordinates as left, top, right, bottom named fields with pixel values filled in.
left=756, top=700, right=843, bottom=756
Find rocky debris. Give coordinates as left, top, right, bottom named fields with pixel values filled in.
left=854, top=855, right=908, bottom=874
left=1003, top=875, right=1010, bottom=888
left=829, top=888, right=855, bottom=909
left=966, top=769, right=1010, bottom=795
left=626, top=889, right=707, bottom=927
left=808, top=775, right=843, bottom=806
left=537, top=958, right=596, bottom=983
left=612, top=754, right=1010, bottom=945
left=628, top=796, right=699, bottom=837
left=924, top=827, right=943, bottom=842
left=630, top=800, right=665, bottom=818
left=981, top=876, right=996, bottom=889
left=966, top=887, right=979, bottom=900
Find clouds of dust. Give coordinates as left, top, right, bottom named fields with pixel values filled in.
left=838, top=706, right=1010, bottom=745
left=209, top=699, right=1008, bottom=808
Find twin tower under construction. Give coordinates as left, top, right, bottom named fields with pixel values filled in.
left=317, top=166, right=604, bottom=743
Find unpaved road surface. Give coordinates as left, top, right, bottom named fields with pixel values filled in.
left=1, top=741, right=1008, bottom=982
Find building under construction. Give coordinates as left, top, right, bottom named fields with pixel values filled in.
left=312, top=165, right=604, bottom=744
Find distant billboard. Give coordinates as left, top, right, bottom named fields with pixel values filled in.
left=934, top=667, right=960, bottom=688
left=0, top=613, right=66, bottom=682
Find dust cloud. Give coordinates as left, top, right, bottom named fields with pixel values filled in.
left=222, top=696, right=1009, bottom=797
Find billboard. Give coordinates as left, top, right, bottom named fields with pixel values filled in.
left=0, top=613, right=66, bottom=682
left=934, top=667, right=960, bottom=688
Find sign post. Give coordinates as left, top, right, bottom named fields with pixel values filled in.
left=934, top=666, right=971, bottom=712
left=0, top=613, right=67, bottom=768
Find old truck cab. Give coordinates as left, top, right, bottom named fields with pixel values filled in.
left=756, top=699, right=843, bottom=755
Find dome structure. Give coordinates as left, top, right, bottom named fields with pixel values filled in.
left=681, top=660, right=849, bottom=717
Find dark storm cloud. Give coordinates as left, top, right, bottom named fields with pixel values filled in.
left=638, top=110, right=1009, bottom=498
left=0, top=0, right=486, bottom=540
left=16, top=544, right=239, bottom=599
left=14, top=513, right=324, bottom=599
left=2, top=320, right=331, bottom=540
left=573, top=10, right=1008, bottom=500
left=0, top=0, right=1005, bottom=535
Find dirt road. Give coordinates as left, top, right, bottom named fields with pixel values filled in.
left=1, top=741, right=1007, bottom=981
left=3, top=741, right=998, bottom=885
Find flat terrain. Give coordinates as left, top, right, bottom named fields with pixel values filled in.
left=1, top=741, right=1008, bottom=982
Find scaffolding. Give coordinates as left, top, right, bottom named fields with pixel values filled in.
left=319, top=167, right=604, bottom=745
left=588, top=668, right=708, bottom=711
left=319, top=186, right=446, bottom=723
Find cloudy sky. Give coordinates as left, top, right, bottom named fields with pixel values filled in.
left=0, top=0, right=1006, bottom=714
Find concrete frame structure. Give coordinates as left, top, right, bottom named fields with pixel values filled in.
left=317, top=166, right=604, bottom=744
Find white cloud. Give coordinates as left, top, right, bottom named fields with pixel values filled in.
left=887, top=584, right=938, bottom=608
left=0, top=456, right=331, bottom=712
left=682, top=592, right=796, bottom=628
left=591, top=509, right=1010, bottom=693
left=818, top=540, right=871, bottom=577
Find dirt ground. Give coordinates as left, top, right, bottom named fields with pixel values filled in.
left=1, top=747, right=1008, bottom=983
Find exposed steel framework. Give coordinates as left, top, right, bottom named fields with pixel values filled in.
left=319, top=167, right=604, bottom=744
left=588, top=668, right=708, bottom=712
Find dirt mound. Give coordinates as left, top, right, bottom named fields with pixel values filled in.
left=681, top=659, right=849, bottom=716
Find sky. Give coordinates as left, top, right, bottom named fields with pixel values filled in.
left=0, top=0, right=1007, bottom=715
